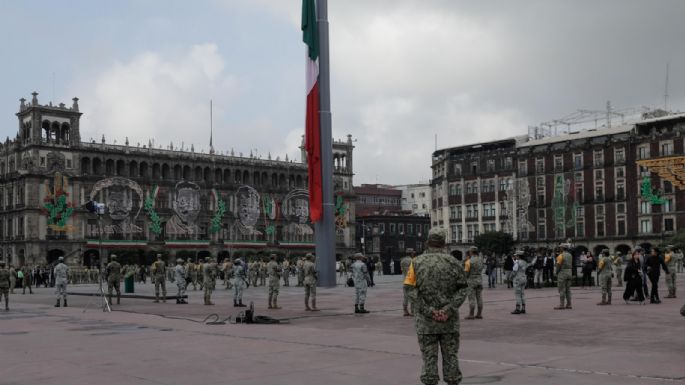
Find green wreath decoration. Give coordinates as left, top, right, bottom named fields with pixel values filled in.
left=144, top=195, right=162, bottom=235
left=210, top=199, right=226, bottom=234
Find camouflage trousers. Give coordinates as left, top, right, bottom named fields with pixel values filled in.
left=417, top=332, right=462, bottom=385
left=176, top=282, right=186, bottom=300
left=467, top=284, right=483, bottom=314
left=403, top=285, right=414, bottom=310
left=55, top=281, right=67, bottom=300
left=268, top=283, right=279, bottom=301
left=234, top=280, right=246, bottom=302
left=355, top=285, right=367, bottom=305
left=305, top=282, right=317, bottom=303
left=0, top=287, right=8, bottom=304
left=599, top=273, right=612, bottom=300
left=615, top=268, right=623, bottom=287
left=154, top=276, right=166, bottom=298
left=557, top=271, right=572, bottom=306
left=513, top=281, right=525, bottom=306
left=666, top=273, right=676, bottom=295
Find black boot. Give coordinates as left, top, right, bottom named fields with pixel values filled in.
left=359, top=304, right=370, bottom=314
left=54, top=299, right=60, bottom=307
left=511, top=305, right=521, bottom=314
left=355, top=304, right=360, bottom=313
left=238, top=300, right=246, bottom=307
left=63, top=299, right=67, bottom=307
left=520, top=304, right=526, bottom=314
left=234, top=300, right=239, bottom=307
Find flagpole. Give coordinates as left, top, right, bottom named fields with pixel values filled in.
left=315, top=0, right=336, bottom=287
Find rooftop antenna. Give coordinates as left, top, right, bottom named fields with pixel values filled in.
left=665, top=62, right=670, bottom=112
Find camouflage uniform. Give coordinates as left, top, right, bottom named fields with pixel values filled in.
left=174, top=260, right=187, bottom=304
left=21, top=267, right=33, bottom=294
left=233, top=261, right=247, bottom=307
left=282, top=259, right=290, bottom=286
left=297, top=258, right=305, bottom=287
left=53, top=258, right=70, bottom=307
left=555, top=247, right=573, bottom=309
left=407, top=228, right=468, bottom=385
left=464, top=252, right=484, bottom=319
left=665, top=248, right=682, bottom=298
left=267, top=256, right=282, bottom=309
left=597, top=251, right=613, bottom=305
left=611, top=253, right=624, bottom=287
left=187, top=261, right=197, bottom=290
left=352, top=255, right=371, bottom=313
left=511, top=252, right=528, bottom=314
left=259, top=261, right=267, bottom=287
left=222, top=261, right=233, bottom=289
left=106, top=258, right=122, bottom=305
left=0, top=262, right=10, bottom=310
left=303, top=255, right=318, bottom=311
left=248, top=262, right=259, bottom=287
left=151, top=258, right=167, bottom=303
left=203, top=259, right=217, bottom=305
left=400, top=254, right=414, bottom=316
left=8, top=266, right=16, bottom=294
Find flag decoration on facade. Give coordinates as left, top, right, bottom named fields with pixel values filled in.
left=302, top=0, right=322, bottom=222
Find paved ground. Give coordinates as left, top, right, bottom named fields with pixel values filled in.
left=1, top=273, right=684, bottom=385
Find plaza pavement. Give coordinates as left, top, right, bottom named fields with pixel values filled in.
left=1, top=273, right=684, bottom=385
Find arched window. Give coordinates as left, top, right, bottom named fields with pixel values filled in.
left=223, top=169, right=231, bottom=184
left=214, top=169, right=222, bottom=184
left=42, top=120, right=50, bottom=141
left=50, top=122, right=60, bottom=143
left=261, top=172, right=268, bottom=186
left=194, top=166, right=202, bottom=181
left=152, top=163, right=161, bottom=180
left=183, top=166, right=191, bottom=180
left=204, top=167, right=212, bottom=183
left=162, top=164, right=170, bottom=180
left=242, top=170, right=250, bottom=185
left=93, top=158, right=102, bottom=174
left=234, top=169, right=242, bottom=184
left=139, top=162, right=149, bottom=178
left=105, top=159, right=114, bottom=175
left=271, top=173, right=278, bottom=188
left=129, top=161, right=138, bottom=178
left=296, top=175, right=303, bottom=188
left=173, top=165, right=182, bottom=180
left=253, top=171, right=260, bottom=186
left=81, top=157, right=91, bottom=175
left=116, top=160, right=126, bottom=176
left=61, top=123, right=70, bottom=144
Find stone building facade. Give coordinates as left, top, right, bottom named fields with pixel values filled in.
left=0, top=93, right=356, bottom=266
left=431, top=113, right=685, bottom=257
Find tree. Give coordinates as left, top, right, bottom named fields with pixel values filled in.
left=666, top=230, right=685, bottom=251
left=474, top=231, right=515, bottom=256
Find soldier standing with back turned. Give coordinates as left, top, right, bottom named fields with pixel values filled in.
left=400, top=248, right=416, bottom=316
left=511, top=250, right=528, bottom=314
left=406, top=228, right=468, bottom=385
left=664, top=245, right=681, bottom=298
left=597, top=248, right=613, bottom=305
left=174, top=259, right=188, bottom=304
left=106, top=255, right=122, bottom=305
left=266, top=254, right=282, bottom=309
left=351, top=253, right=371, bottom=314
left=0, top=261, right=11, bottom=311
left=53, top=256, right=70, bottom=307
left=203, top=257, right=217, bottom=305
left=464, top=246, right=484, bottom=320
left=151, top=254, right=167, bottom=303
left=303, top=253, right=318, bottom=311
left=554, top=243, right=573, bottom=310
left=611, top=251, right=624, bottom=288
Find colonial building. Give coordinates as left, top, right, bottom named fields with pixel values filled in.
left=0, top=93, right=356, bottom=266
left=395, top=183, right=431, bottom=216
left=431, top=113, right=685, bottom=258
left=354, top=184, right=402, bottom=216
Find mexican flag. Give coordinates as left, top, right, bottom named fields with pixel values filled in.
left=302, top=0, right=322, bottom=223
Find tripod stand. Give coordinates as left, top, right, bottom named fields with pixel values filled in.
left=83, top=212, right=111, bottom=313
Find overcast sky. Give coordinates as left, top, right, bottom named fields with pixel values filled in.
left=1, top=0, right=684, bottom=185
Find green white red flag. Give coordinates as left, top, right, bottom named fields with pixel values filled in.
left=302, top=0, right=322, bottom=222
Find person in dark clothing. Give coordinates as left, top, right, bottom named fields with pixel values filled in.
left=645, top=248, right=669, bottom=304
left=485, top=253, right=497, bottom=288
left=623, top=251, right=646, bottom=304
left=366, top=258, right=375, bottom=287
left=543, top=253, right=555, bottom=284
left=581, top=253, right=596, bottom=288
left=503, top=255, right=514, bottom=288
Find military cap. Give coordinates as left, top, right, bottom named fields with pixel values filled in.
left=468, top=246, right=478, bottom=252
left=666, top=245, right=674, bottom=250
left=405, top=248, right=414, bottom=253
left=354, top=252, right=364, bottom=260
left=427, top=227, right=447, bottom=244
left=270, top=253, right=277, bottom=259
left=156, top=254, right=163, bottom=259
left=559, top=243, right=571, bottom=249
left=305, top=253, right=314, bottom=260
left=616, top=251, right=623, bottom=255
left=602, top=248, right=610, bottom=254
left=110, top=254, right=118, bottom=260
left=514, top=250, right=525, bottom=256
left=58, top=256, right=64, bottom=261
left=176, top=258, right=184, bottom=263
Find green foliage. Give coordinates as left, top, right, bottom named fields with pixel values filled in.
left=44, top=192, right=74, bottom=228
left=474, top=231, right=515, bottom=256
left=641, top=177, right=666, bottom=205
left=210, top=199, right=226, bottom=233
left=144, top=196, right=162, bottom=235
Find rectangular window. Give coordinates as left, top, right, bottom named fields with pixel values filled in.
left=398, top=223, right=405, bottom=234
left=467, top=205, right=473, bottom=218
left=638, top=146, right=650, bottom=160
left=594, top=150, right=604, bottom=167
left=596, top=219, right=605, bottom=237
left=473, top=204, right=479, bottom=218
left=664, top=181, right=673, bottom=194
left=576, top=206, right=584, bottom=218
left=664, top=217, right=675, bottom=232
left=504, top=157, right=512, bottom=169
left=456, top=225, right=463, bottom=242
left=471, top=161, right=478, bottom=175
left=487, top=159, right=495, bottom=172
left=661, top=141, right=674, bottom=156
left=576, top=221, right=585, bottom=237
left=538, top=223, right=545, bottom=239
left=454, top=164, right=462, bottom=176
left=595, top=169, right=604, bottom=180
left=407, top=224, right=413, bottom=235
left=615, top=148, right=625, bottom=163
left=574, top=172, right=583, bottom=182
left=554, top=155, right=563, bottom=172
left=595, top=184, right=604, bottom=202
left=389, top=223, right=396, bottom=235
left=455, top=184, right=462, bottom=195
left=575, top=183, right=583, bottom=203
left=537, top=193, right=545, bottom=206
left=616, top=167, right=625, bottom=179
left=574, top=154, right=583, bottom=170
left=616, top=182, right=625, bottom=200
left=596, top=205, right=605, bottom=216
left=640, top=219, right=652, bottom=234
left=536, top=176, right=545, bottom=187
left=536, top=158, right=545, bottom=174
left=617, top=217, right=626, bottom=235
left=664, top=199, right=674, bottom=213
left=617, top=203, right=626, bottom=214
left=518, top=161, right=528, bottom=176
left=538, top=209, right=545, bottom=218
left=379, top=223, right=385, bottom=234
left=640, top=201, right=651, bottom=214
